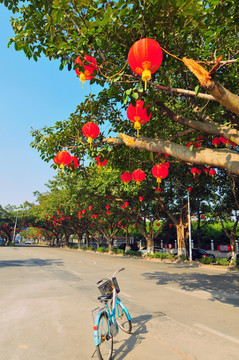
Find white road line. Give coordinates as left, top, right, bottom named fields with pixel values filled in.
left=195, top=323, right=239, bottom=345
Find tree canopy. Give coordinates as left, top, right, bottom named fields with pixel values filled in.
left=1, top=0, right=239, bottom=255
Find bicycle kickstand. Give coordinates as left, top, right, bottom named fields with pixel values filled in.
left=91, top=349, right=97, bottom=358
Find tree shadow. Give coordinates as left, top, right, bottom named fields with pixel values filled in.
left=0, top=258, right=63, bottom=268
left=142, top=270, right=239, bottom=307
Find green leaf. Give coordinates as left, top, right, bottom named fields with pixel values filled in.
left=194, top=85, right=200, bottom=98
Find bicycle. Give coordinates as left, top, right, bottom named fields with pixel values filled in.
left=91, top=268, right=132, bottom=360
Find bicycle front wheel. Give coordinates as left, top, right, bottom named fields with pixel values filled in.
left=115, top=301, right=132, bottom=334
left=96, top=312, right=113, bottom=360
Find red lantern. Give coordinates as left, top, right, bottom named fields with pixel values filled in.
left=124, top=202, right=129, bottom=207
left=74, top=55, right=98, bottom=88
left=188, top=187, right=193, bottom=192
left=219, top=136, right=230, bottom=148
left=212, top=137, right=221, bottom=148
left=127, top=100, right=152, bottom=137
left=53, top=156, right=60, bottom=169
left=68, top=156, right=79, bottom=170
left=190, top=167, right=202, bottom=178
left=121, top=172, right=132, bottom=186
left=95, top=155, right=107, bottom=169
left=132, top=169, right=145, bottom=186
left=152, top=164, right=169, bottom=185
left=209, top=169, right=216, bottom=177
left=56, top=151, right=71, bottom=169
left=82, top=122, right=100, bottom=149
left=128, top=38, right=163, bottom=90
left=156, top=187, right=162, bottom=193
left=139, top=196, right=144, bottom=202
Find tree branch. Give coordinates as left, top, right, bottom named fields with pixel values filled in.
left=157, top=102, right=239, bottom=145
left=183, top=57, right=239, bottom=116
left=105, top=133, right=239, bottom=174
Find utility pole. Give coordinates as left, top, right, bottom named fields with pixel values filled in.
left=12, top=212, right=18, bottom=244
left=188, top=191, right=192, bottom=261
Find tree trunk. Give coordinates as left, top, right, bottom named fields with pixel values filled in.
left=176, top=223, right=187, bottom=256
left=125, top=225, right=130, bottom=252
left=230, top=234, right=237, bottom=261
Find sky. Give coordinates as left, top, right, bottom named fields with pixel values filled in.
left=0, top=6, right=97, bottom=208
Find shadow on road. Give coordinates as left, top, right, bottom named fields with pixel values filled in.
left=0, top=258, right=63, bottom=268
left=142, top=270, right=239, bottom=308
left=112, top=314, right=153, bottom=360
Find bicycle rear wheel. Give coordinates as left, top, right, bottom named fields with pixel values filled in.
left=96, top=312, right=113, bottom=360
left=115, top=301, right=132, bottom=334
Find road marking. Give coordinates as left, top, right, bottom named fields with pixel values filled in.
left=195, top=323, right=239, bottom=344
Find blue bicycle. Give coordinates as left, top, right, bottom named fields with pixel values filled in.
left=92, top=268, right=132, bottom=360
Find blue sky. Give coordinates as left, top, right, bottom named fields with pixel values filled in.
left=0, top=6, right=97, bottom=207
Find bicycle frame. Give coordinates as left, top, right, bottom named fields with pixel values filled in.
left=93, top=268, right=131, bottom=346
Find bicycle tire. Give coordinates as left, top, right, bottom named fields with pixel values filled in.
left=115, top=301, right=132, bottom=334
left=96, top=312, right=113, bottom=360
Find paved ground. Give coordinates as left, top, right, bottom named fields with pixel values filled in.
left=0, top=245, right=239, bottom=360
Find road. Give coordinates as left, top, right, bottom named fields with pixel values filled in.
left=0, top=246, right=239, bottom=360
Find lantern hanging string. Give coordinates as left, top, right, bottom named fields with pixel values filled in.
left=98, top=61, right=128, bottom=79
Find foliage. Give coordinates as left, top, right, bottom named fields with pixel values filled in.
left=111, top=248, right=124, bottom=255
left=200, top=256, right=215, bottom=265
left=147, top=252, right=175, bottom=260
left=1, top=0, right=239, bottom=252
left=96, top=247, right=109, bottom=253
left=216, top=257, right=229, bottom=266
left=125, top=250, right=141, bottom=256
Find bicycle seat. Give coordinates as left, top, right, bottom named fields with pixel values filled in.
left=98, top=294, right=112, bottom=302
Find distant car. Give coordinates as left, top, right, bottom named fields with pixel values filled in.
left=0, top=239, right=5, bottom=246
left=25, top=240, right=31, bottom=244
left=139, top=246, right=164, bottom=254
left=192, top=248, right=215, bottom=261
left=117, top=243, right=139, bottom=251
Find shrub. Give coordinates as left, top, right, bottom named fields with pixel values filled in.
left=125, top=250, right=142, bottom=256
left=96, top=247, right=109, bottom=253
left=216, top=257, right=229, bottom=266
left=68, top=244, right=78, bottom=249
left=200, top=257, right=215, bottom=265
left=112, top=248, right=124, bottom=255
left=148, top=252, right=175, bottom=260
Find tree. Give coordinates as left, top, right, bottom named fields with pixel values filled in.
left=2, top=0, right=238, bottom=172
left=2, top=0, right=239, bottom=254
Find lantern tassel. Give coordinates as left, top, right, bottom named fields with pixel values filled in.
left=79, top=73, right=86, bottom=88
left=88, top=136, right=93, bottom=149
left=134, top=121, right=141, bottom=138
left=142, top=69, right=151, bottom=91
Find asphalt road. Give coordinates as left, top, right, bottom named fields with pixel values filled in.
left=0, top=245, right=239, bottom=360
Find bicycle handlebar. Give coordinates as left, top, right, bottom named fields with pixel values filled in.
left=96, top=267, right=125, bottom=285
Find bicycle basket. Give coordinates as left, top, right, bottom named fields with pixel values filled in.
left=98, top=279, right=113, bottom=297
left=112, top=277, right=120, bottom=293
